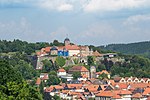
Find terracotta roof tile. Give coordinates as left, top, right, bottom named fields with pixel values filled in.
left=69, top=66, right=89, bottom=72
left=65, top=45, right=80, bottom=50
left=132, top=93, right=143, bottom=98
left=118, top=90, right=132, bottom=95
left=36, top=78, right=41, bottom=85
left=45, top=47, right=51, bottom=52
left=58, top=68, right=66, bottom=72
left=143, top=87, right=150, bottom=96
left=96, top=70, right=109, bottom=75
left=93, top=50, right=102, bottom=57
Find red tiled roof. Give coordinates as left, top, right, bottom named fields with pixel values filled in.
left=67, top=84, right=83, bottom=89
left=143, top=87, right=150, bottom=96
left=93, top=50, right=102, bottom=57
left=114, top=83, right=128, bottom=89
left=112, top=94, right=121, bottom=99
left=53, top=85, right=64, bottom=90
left=96, top=91, right=114, bottom=97
left=132, top=93, right=143, bottom=98
left=118, top=90, right=132, bottom=95
left=58, top=68, right=66, bottom=72
left=130, top=83, right=150, bottom=89
left=69, top=66, right=89, bottom=72
left=45, top=86, right=54, bottom=92
left=36, top=78, right=41, bottom=85
left=85, top=85, right=100, bottom=92
left=65, top=45, right=80, bottom=50
left=45, top=47, right=51, bottom=52
left=96, top=70, right=109, bottom=75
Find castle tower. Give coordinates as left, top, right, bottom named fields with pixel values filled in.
left=90, top=66, right=96, bottom=79
left=64, top=37, right=70, bottom=46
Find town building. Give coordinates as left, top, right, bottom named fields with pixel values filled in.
left=36, top=37, right=93, bottom=57
left=68, top=66, right=90, bottom=79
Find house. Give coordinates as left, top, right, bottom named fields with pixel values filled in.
left=36, top=78, right=41, bottom=86
left=68, top=66, right=90, bottom=79
left=78, top=74, right=88, bottom=81
left=95, top=90, right=132, bottom=100
left=37, top=38, right=93, bottom=57
left=57, top=68, right=66, bottom=76
left=40, top=73, right=49, bottom=82
left=96, top=70, right=110, bottom=79
left=93, top=50, right=102, bottom=57
left=132, top=93, right=146, bottom=100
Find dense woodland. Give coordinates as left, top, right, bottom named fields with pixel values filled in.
left=0, top=39, right=150, bottom=99
left=0, top=39, right=64, bottom=55
left=99, top=41, right=150, bottom=58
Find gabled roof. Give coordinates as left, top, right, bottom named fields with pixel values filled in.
left=132, top=93, right=143, bottom=98
left=45, top=86, right=54, bottom=92
left=114, top=77, right=122, bottom=82
left=143, top=87, right=150, bottom=96
left=69, top=66, right=89, bottom=72
left=58, top=68, right=66, bottom=72
left=96, top=70, right=109, bottom=75
left=93, top=50, right=102, bottom=57
left=84, top=85, right=100, bottom=92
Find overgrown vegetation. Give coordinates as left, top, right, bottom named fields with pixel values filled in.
left=99, top=41, right=150, bottom=58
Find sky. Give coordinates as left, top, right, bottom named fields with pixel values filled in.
left=0, top=0, right=150, bottom=46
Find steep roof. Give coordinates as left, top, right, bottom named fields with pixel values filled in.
left=69, top=66, right=89, bottom=72
left=93, top=50, right=102, bottom=57
left=143, top=87, right=150, bottom=96
left=96, top=70, right=109, bottom=75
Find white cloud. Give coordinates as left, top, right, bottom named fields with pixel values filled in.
left=38, top=0, right=74, bottom=12
left=58, top=3, right=73, bottom=11
left=124, top=14, right=150, bottom=25
left=83, top=0, right=149, bottom=12
left=0, top=0, right=150, bottom=12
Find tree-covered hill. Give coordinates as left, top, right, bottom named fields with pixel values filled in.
left=0, top=39, right=64, bottom=55
left=99, top=41, right=150, bottom=57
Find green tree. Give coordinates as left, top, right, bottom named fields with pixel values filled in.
left=47, top=75, right=60, bottom=86
left=72, top=71, right=81, bottom=79
left=42, top=59, right=53, bottom=72
left=97, top=64, right=106, bottom=72
left=49, top=71, right=57, bottom=76
left=15, top=60, right=35, bottom=79
left=0, top=60, right=43, bottom=100
left=98, top=73, right=108, bottom=80
left=52, top=94, right=61, bottom=100
left=55, top=56, right=66, bottom=67
left=87, top=56, right=94, bottom=66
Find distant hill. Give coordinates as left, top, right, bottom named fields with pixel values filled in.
left=99, top=41, right=150, bottom=57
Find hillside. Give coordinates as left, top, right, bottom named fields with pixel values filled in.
left=99, top=41, right=150, bottom=57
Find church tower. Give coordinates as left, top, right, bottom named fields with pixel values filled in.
left=64, top=37, right=70, bottom=46
left=90, top=66, right=96, bottom=79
